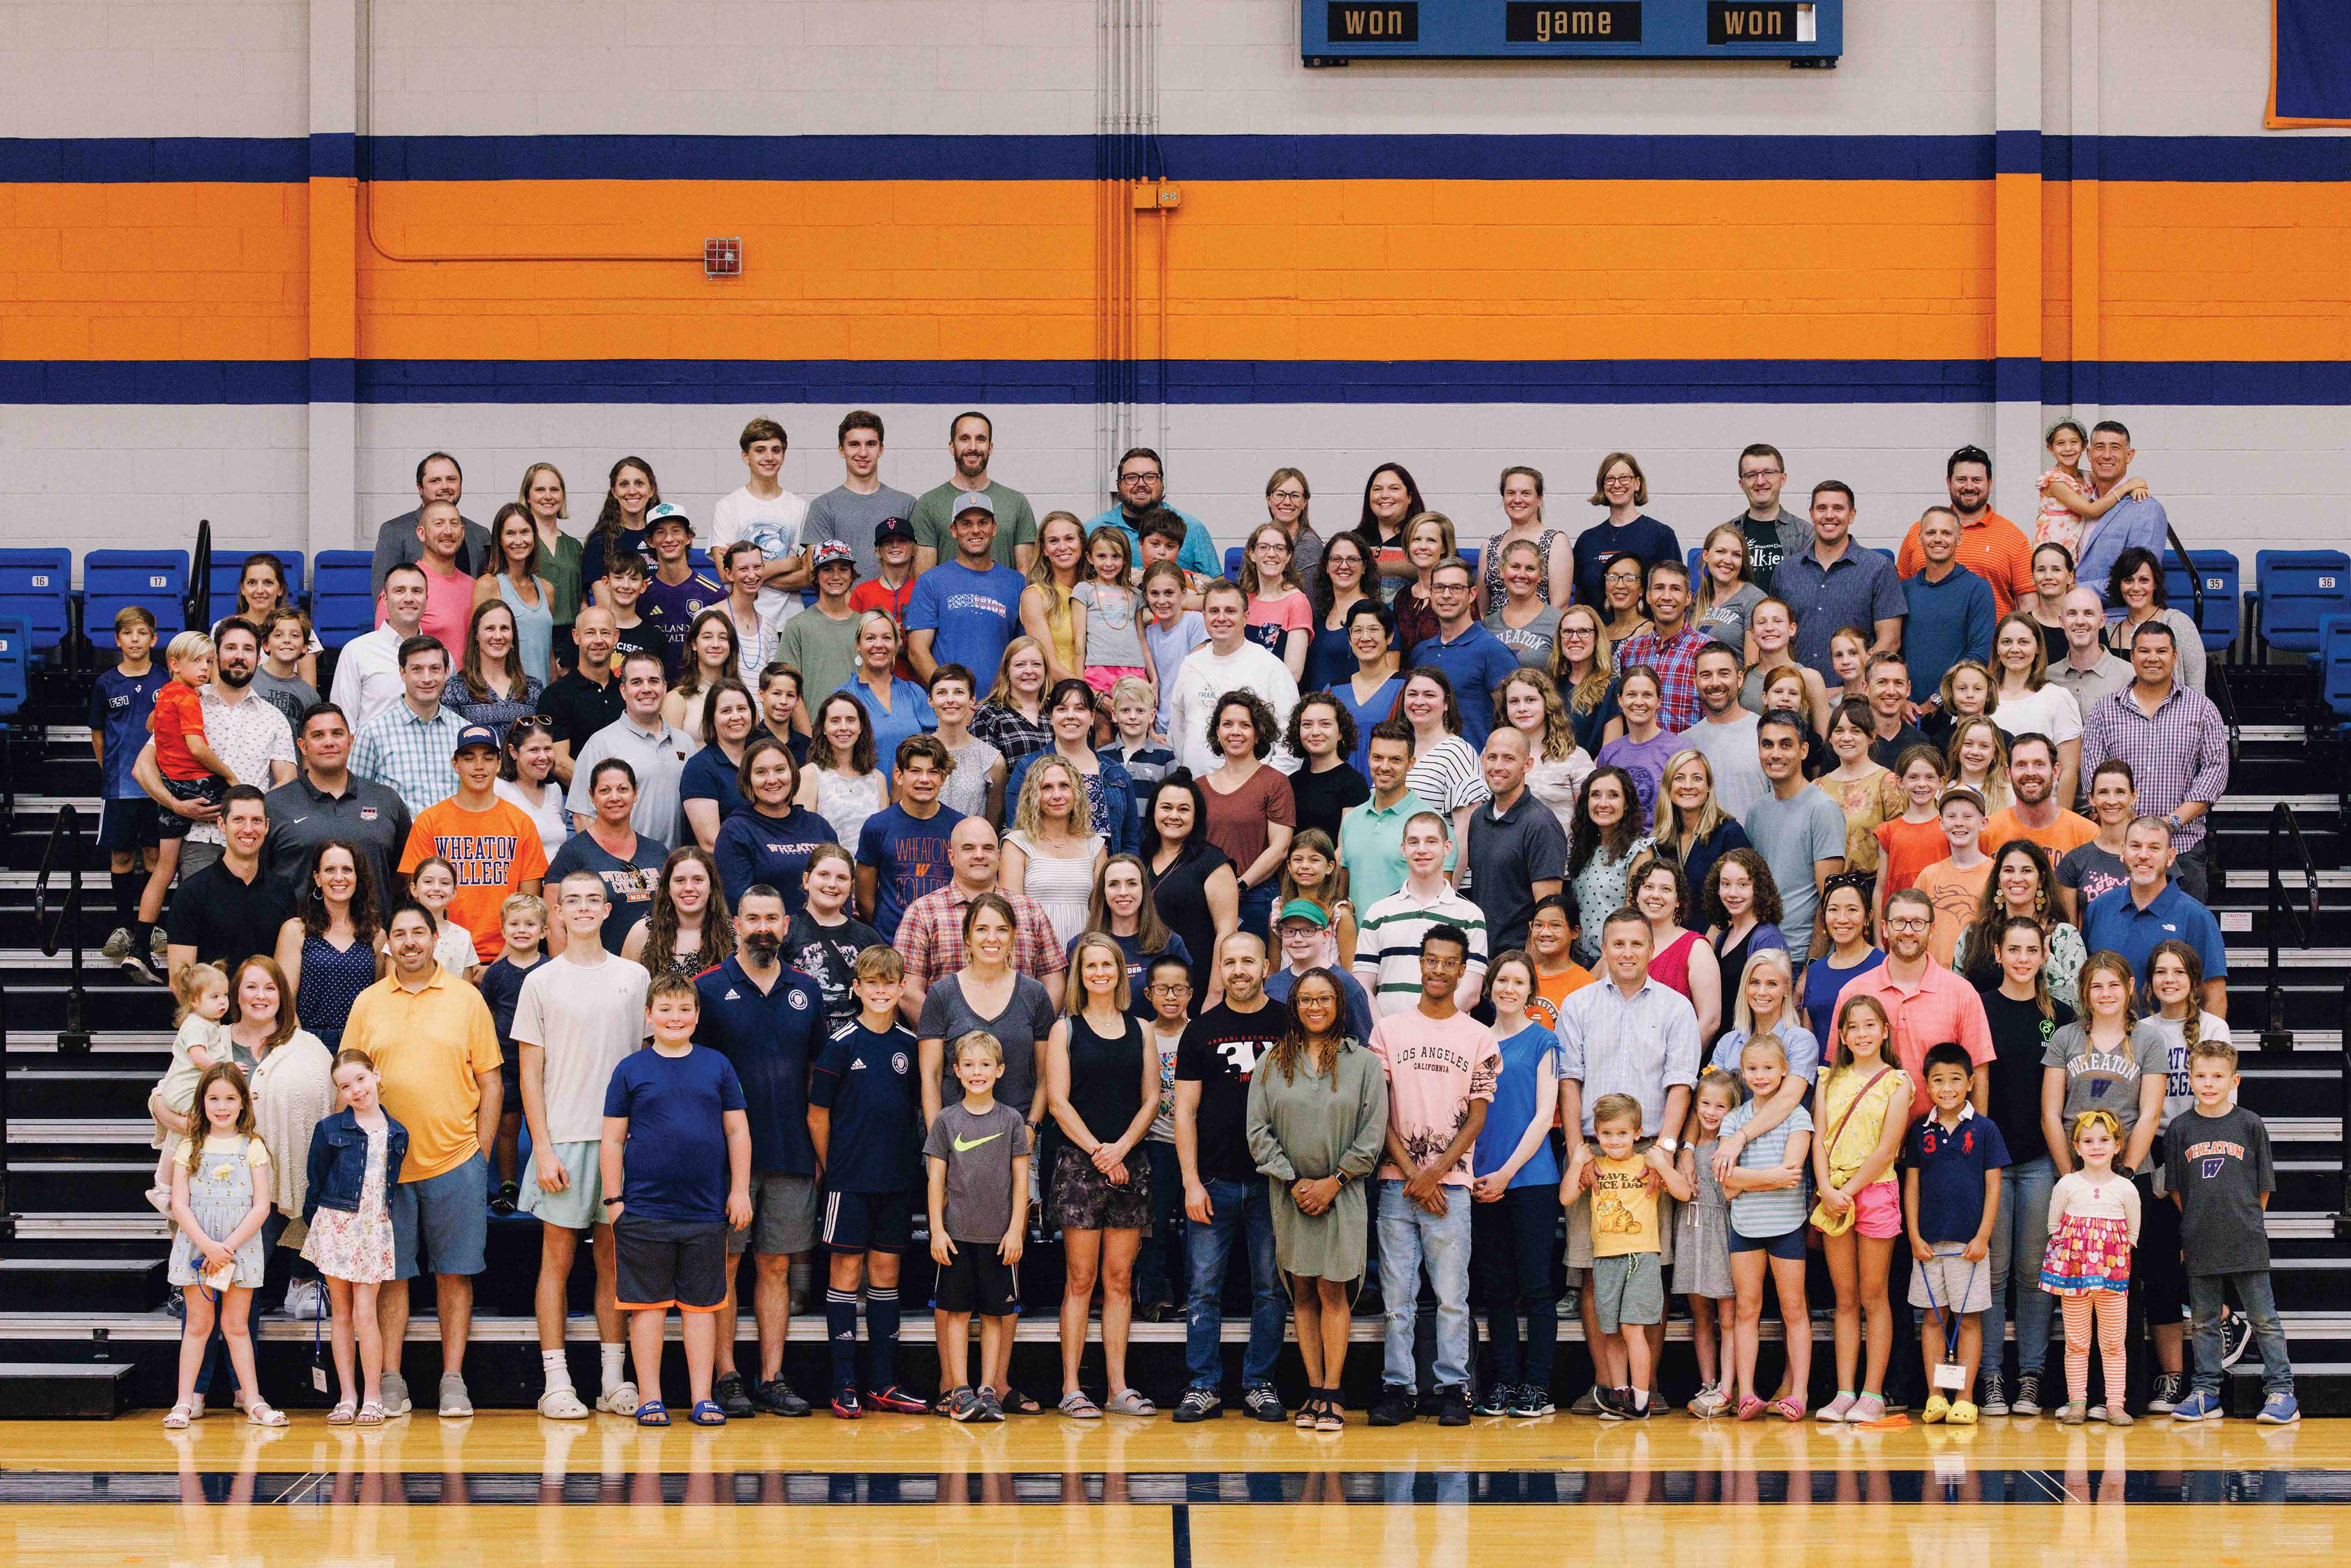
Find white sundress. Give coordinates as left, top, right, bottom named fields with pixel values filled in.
left=1007, top=830, right=1106, bottom=949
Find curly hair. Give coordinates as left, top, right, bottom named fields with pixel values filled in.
left=1702, top=847, right=1785, bottom=930
left=1283, top=691, right=1357, bottom=768
left=1205, top=689, right=1279, bottom=762
left=1629, top=856, right=1694, bottom=928
left=1012, top=753, right=1091, bottom=839
left=1567, top=766, right=1644, bottom=879
left=1498, top=668, right=1574, bottom=762
left=1957, top=839, right=2056, bottom=989
left=1264, top=965, right=1353, bottom=1090
left=643, top=846, right=735, bottom=977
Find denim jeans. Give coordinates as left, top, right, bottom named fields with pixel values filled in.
left=1984, top=1153, right=2056, bottom=1381
left=1133, top=1140, right=1186, bottom=1307
left=2190, top=1271, right=2293, bottom=1395
left=1377, top=1180, right=1472, bottom=1392
left=1184, top=1176, right=1284, bottom=1392
left=1471, top=1185, right=1559, bottom=1388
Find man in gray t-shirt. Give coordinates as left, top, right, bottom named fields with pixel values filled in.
left=922, top=1098, right=1031, bottom=1243
left=1743, top=711, right=1848, bottom=966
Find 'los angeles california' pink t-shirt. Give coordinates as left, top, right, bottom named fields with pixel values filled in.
left=1369, top=1009, right=1500, bottom=1185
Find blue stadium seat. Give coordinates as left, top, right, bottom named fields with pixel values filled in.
left=2162, top=549, right=2239, bottom=655
left=2320, top=614, right=2351, bottom=722
left=2253, top=549, right=2350, bottom=658
left=0, top=616, right=28, bottom=725
left=83, top=551, right=189, bottom=650
left=206, top=549, right=307, bottom=621
left=310, top=550, right=376, bottom=651
left=0, top=549, right=73, bottom=659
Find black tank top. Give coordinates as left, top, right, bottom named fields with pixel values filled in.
left=1065, top=1011, right=1146, bottom=1142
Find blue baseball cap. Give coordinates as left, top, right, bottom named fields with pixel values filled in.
left=454, top=723, right=500, bottom=755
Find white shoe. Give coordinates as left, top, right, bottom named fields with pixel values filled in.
left=282, top=1280, right=327, bottom=1321
left=538, top=1385, right=591, bottom=1420
left=597, top=1381, right=641, bottom=1416
left=380, top=1370, right=412, bottom=1416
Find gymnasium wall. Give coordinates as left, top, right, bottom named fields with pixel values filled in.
left=1, top=0, right=2345, bottom=566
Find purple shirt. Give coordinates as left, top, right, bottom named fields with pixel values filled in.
left=1596, top=730, right=1681, bottom=831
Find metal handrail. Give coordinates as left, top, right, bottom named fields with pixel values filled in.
left=2265, top=802, right=2319, bottom=1053
left=2338, top=978, right=2351, bottom=1241
left=0, top=960, right=14, bottom=1239
left=187, top=516, right=213, bottom=634
left=32, top=803, right=91, bottom=1053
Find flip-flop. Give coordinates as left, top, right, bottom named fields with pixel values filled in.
left=637, top=1400, right=671, bottom=1427
left=690, top=1400, right=726, bottom=1427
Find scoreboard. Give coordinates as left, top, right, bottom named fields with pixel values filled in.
left=1304, top=0, right=1841, bottom=63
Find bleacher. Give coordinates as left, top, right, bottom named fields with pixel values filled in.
left=2, top=536, right=2349, bottom=1416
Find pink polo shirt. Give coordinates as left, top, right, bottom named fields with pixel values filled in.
left=1826, top=958, right=1994, bottom=1121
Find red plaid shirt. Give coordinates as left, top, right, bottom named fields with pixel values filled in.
left=1612, top=623, right=1712, bottom=732
left=893, top=881, right=1070, bottom=994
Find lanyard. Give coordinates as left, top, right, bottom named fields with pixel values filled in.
left=1918, top=1252, right=1979, bottom=1362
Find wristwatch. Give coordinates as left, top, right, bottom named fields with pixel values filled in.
left=1333, top=1170, right=1351, bottom=1188
left=1657, top=1137, right=1681, bottom=1154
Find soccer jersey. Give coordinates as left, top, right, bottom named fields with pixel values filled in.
left=809, top=1019, right=924, bottom=1193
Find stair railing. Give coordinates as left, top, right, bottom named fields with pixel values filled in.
left=2265, top=802, right=2318, bottom=1054
left=187, top=517, right=213, bottom=635
left=2337, top=978, right=2351, bottom=1241
left=33, top=802, right=91, bottom=1054
left=0, top=965, right=14, bottom=1240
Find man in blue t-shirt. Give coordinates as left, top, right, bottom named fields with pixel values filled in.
left=1412, top=557, right=1521, bottom=747
left=690, top=883, right=828, bottom=1416
left=2081, top=816, right=2228, bottom=1013
left=905, top=492, right=1026, bottom=684
left=90, top=606, right=171, bottom=961
left=807, top=945, right=931, bottom=1418
left=856, top=735, right=964, bottom=943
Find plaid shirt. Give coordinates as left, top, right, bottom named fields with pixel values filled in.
left=1612, top=623, right=1713, bottom=732
left=973, top=702, right=1052, bottom=767
left=893, top=881, right=1069, bottom=994
left=2079, top=680, right=2229, bottom=852
left=350, top=700, right=467, bottom=815
left=186, top=686, right=296, bottom=846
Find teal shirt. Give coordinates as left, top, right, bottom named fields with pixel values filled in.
left=1338, top=788, right=1445, bottom=913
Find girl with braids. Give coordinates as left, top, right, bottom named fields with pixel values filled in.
left=1244, top=966, right=1388, bottom=1431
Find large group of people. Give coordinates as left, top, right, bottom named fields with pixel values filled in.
left=116, top=412, right=2293, bottom=1431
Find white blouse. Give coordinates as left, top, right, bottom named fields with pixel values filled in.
left=1991, top=683, right=2082, bottom=746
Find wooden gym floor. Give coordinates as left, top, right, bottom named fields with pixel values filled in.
left=4, top=1413, right=2349, bottom=1566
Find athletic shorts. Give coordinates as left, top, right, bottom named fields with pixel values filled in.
left=389, top=1154, right=491, bottom=1280
left=156, top=776, right=220, bottom=840
left=615, top=1213, right=728, bottom=1312
left=1728, top=1225, right=1809, bottom=1261
left=97, top=798, right=162, bottom=853
left=1588, top=1250, right=1664, bottom=1333
left=933, top=1245, right=1019, bottom=1317
left=517, top=1140, right=605, bottom=1231
left=823, top=1189, right=913, bottom=1254
left=727, top=1170, right=819, bottom=1256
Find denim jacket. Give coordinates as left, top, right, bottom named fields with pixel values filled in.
left=303, top=1107, right=408, bottom=1223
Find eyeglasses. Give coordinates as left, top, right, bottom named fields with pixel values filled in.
left=1120, top=471, right=1162, bottom=486
left=1150, top=982, right=1193, bottom=996
left=1886, top=916, right=1931, bottom=932
left=1739, top=468, right=1784, bottom=481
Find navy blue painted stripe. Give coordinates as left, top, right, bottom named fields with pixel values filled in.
left=7, top=357, right=2351, bottom=407
left=7, top=133, right=2351, bottom=184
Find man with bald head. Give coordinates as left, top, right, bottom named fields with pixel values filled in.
left=1464, top=726, right=1569, bottom=952
left=2047, top=586, right=2133, bottom=748
left=890, top=816, right=1067, bottom=1019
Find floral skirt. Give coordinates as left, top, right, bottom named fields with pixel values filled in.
left=2040, top=1212, right=2131, bottom=1296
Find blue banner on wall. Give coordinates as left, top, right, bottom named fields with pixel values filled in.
left=2270, top=0, right=2351, bottom=127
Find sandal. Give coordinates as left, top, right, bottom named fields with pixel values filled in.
left=1315, top=1397, right=1345, bottom=1433
left=1295, top=1392, right=1320, bottom=1429
left=1103, top=1387, right=1155, bottom=1417
left=162, top=1402, right=195, bottom=1430
left=357, top=1401, right=385, bottom=1426
left=1768, top=1396, right=1806, bottom=1423
left=689, top=1400, right=726, bottom=1427
left=1735, top=1395, right=1767, bottom=1422
left=246, top=1401, right=289, bottom=1427
left=327, top=1401, right=357, bottom=1426
left=1005, top=1388, right=1045, bottom=1415
left=637, top=1400, right=671, bottom=1427
left=1058, top=1389, right=1103, bottom=1420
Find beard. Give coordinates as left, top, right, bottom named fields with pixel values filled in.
left=216, top=661, right=254, bottom=689
left=740, top=930, right=781, bottom=964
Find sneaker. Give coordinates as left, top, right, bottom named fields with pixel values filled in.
left=126, top=952, right=166, bottom=985
left=977, top=1387, right=1005, bottom=1422
left=1688, top=1384, right=1731, bottom=1419
left=1594, top=1386, right=1629, bottom=1422
left=830, top=1385, right=862, bottom=1419
left=1367, top=1386, right=1415, bottom=1426
left=712, top=1370, right=755, bottom=1419
left=101, top=926, right=132, bottom=962
left=1476, top=1384, right=1512, bottom=1417
left=939, top=1386, right=987, bottom=1423
left=2146, top=1370, right=2184, bottom=1413
left=281, top=1279, right=327, bottom=1321
left=438, top=1373, right=473, bottom=1418
left=381, top=1370, right=412, bottom=1417
left=2171, top=1389, right=2223, bottom=1422
left=1437, top=1386, right=1472, bottom=1427
left=1627, top=1392, right=1655, bottom=1420
left=150, top=925, right=169, bottom=958
left=1816, top=1391, right=1858, bottom=1423
left=1978, top=1373, right=2007, bottom=1417
left=2087, top=1403, right=2107, bottom=1422
left=868, top=1384, right=932, bottom=1415
left=1921, top=1393, right=1950, bottom=1425
left=1568, top=1386, right=1604, bottom=1417
left=2012, top=1371, right=2043, bottom=1416
left=1848, top=1393, right=1887, bottom=1424
left=1173, top=1386, right=1222, bottom=1423
left=2221, top=1309, right=2253, bottom=1370
left=1510, top=1384, right=1556, bottom=1418
left=2258, top=1390, right=2301, bottom=1425
left=753, top=1377, right=810, bottom=1418
left=2059, top=1401, right=2088, bottom=1424
left=1242, top=1385, right=1285, bottom=1423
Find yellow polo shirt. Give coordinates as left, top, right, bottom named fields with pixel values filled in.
left=342, top=968, right=503, bottom=1181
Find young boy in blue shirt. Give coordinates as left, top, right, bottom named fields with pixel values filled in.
left=808, top=944, right=930, bottom=1418
left=477, top=892, right=548, bottom=1215
left=601, top=972, right=752, bottom=1426
left=1904, top=1042, right=2009, bottom=1426
left=90, top=605, right=169, bottom=973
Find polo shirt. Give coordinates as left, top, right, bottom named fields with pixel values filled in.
left=1900, top=567, right=1998, bottom=704
left=1553, top=975, right=1702, bottom=1138
left=566, top=713, right=694, bottom=845
left=1463, top=788, right=1571, bottom=952
left=1826, top=958, right=1995, bottom=1121
left=1337, top=789, right=1437, bottom=914
left=349, top=701, right=467, bottom=814
left=1907, top=1103, right=2010, bottom=1243
left=1356, top=883, right=1490, bottom=1015
left=2081, top=880, right=2228, bottom=986
left=165, top=856, right=296, bottom=974
left=692, top=956, right=828, bottom=1176
left=540, top=668, right=625, bottom=752
left=1896, top=510, right=2034, bottom=619
left=339, top=968, right=502, bottom=1180
left=261, top=771, right=413, bottom=910
left=1412, top=623, right=1520, bottom=748
left=2047, top=652, right=2133, bottom=730
left=1772, top=544, right=1905, bottom=679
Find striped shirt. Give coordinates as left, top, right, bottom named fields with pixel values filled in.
left=1720, top=1097, right=1814, bottom=1238
left=1355, top=883, right=1489, bottom=1015
left=349, top=700, right=466, bottom=815
left=1405, top=734, right=1490, bottom=816
left=2078, top=681, right=2229, bottom=852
